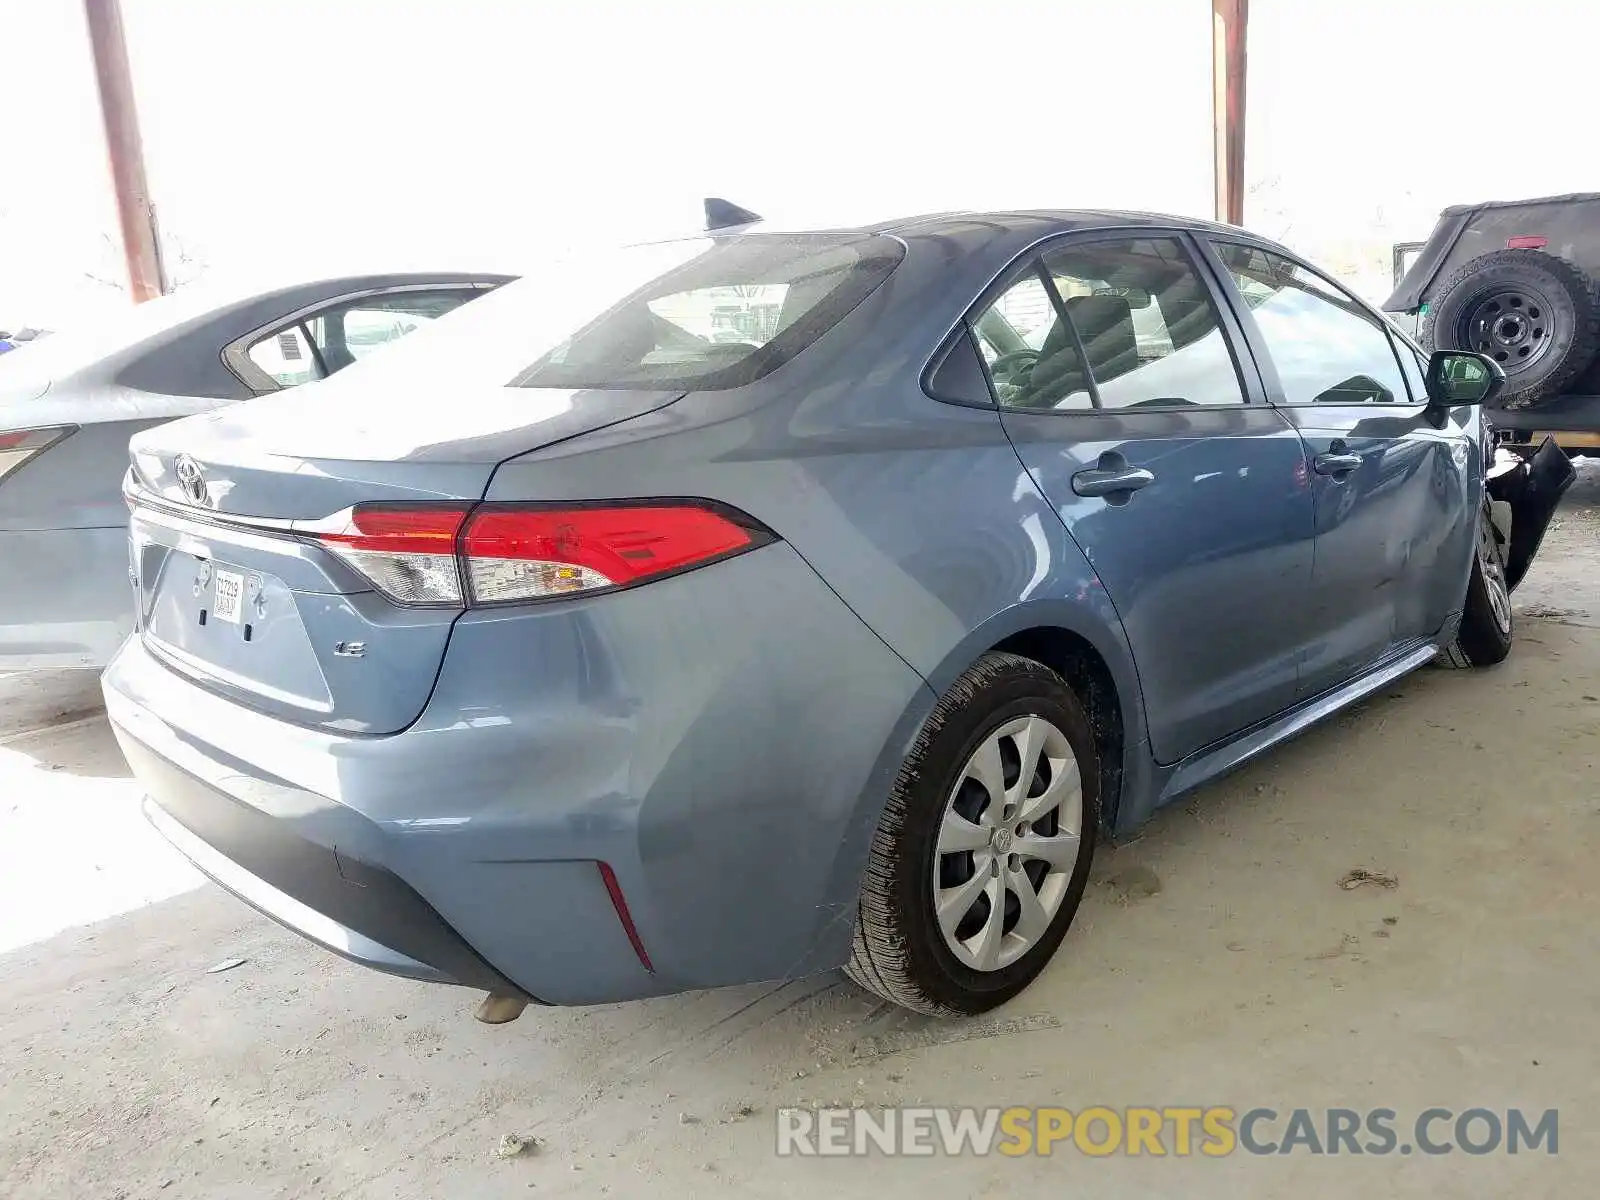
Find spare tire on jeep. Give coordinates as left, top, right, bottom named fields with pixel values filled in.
left=1421, top=248, right=1600, bottom=409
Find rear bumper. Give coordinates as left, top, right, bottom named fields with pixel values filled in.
left=105, top=634, right=681, bottom=1005
left=130, top=755, right=526, bottom=996
left=104, top=541, right=930, bottom=1004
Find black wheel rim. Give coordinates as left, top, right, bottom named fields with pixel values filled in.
left=1457, top=285, right=1555, bottom=375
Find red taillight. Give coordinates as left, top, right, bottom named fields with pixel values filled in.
left=1506, top=235, right=1548, bottom=250
left=462, top=503, right=761, bottom=603
left=0, top=426, right=74, bottom=481
left=316, top=505, right=469, bottom=555
left=305, top=500, right=772, bottom=608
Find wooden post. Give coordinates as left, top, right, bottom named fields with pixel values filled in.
left=1212, top=0, right=1248, bottom=226
left=83, top=0, right=167, bottom=301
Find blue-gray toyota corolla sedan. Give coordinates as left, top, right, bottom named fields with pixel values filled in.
left=105, top=209, right=1573, bottom=1018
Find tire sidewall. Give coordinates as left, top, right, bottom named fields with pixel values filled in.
left=886, top=666, right=1100, bottom=1010
left=1424, top=252, right=1590, bottom=402
left=1455, top=501, right=1514, bottom=665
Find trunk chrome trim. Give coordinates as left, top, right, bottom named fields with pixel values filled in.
left=125, top=474, right=310, bottom=535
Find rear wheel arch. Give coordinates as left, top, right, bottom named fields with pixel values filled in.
left=915, top=609, right=1141, bottom=835
left=990, top=626, right=1127, bottom=833
left=807, top=607, right=1143, bottom=972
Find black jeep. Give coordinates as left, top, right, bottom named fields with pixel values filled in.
left=1387, top=194, right=1600, bottom=414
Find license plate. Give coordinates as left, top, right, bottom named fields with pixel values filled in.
left=213, top=569, right=244, bottom=625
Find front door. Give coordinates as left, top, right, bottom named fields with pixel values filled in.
left=1207, top=240, right=1476, bottom=699
left=978, top=232, right=1317, bottom=764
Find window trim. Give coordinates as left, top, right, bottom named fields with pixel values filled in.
left=923, top=325, right=997, bottom=408
left=1201, top=235, right=1426, bottom=409
left=1033, top=261, right=1104, bottom=410
left=922, top=225, right=1266, bottom=415
left=296, top=322, right=329, bottom=380
left=222, top=282, right=495, bottom=395
left=1392, top=331, right=1432, bottom=404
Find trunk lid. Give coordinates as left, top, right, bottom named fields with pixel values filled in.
left=129, top=378, right=681, bottom=517
left=127, top=380, right=683, bottom=734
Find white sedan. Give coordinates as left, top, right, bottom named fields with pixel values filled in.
left=0, top=271, right=509, bottom=669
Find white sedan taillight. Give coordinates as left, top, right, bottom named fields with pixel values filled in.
left=0, top=426, right=74, bottom=482
left=307, top=501, right=773, bottom=608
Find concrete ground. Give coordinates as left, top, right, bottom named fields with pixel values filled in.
left=3, top=464, right=1598, bottom=1199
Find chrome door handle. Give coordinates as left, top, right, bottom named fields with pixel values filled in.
left=1071, top=466, right=1156, bottom=498
left=1313, top=452, right=1363, bottom=476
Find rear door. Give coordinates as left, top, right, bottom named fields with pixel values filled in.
left=989, top=231, right=1317, bottom=764
left=1204, top=239, right=1475, bottom=699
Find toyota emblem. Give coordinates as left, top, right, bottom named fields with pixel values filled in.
left=174, top=454, right=209, bottom=507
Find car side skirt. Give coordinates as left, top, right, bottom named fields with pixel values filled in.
left=1122, top=641, right=1441, bottom=826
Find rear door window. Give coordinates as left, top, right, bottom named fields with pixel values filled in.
left=238, top=288, right=482, bottom=391
left=973, top=236, right=1246, bottom=411
left=246, top=326, right=320, bottom=388
left=972, top=273, right=1088, bottom=410
left=1040, top=238, right=1244, bottom=410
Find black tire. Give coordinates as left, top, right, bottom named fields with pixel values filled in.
left=844, top=653, right=1100, bottom=1016
left=1421, top=249, right=1600, bottom=409
left=1437, top=502, right=1513, bottom=669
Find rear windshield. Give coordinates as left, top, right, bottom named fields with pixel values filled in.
left=512, top=234, right=904, bottom=390
left=297, top=233, right=903, bottom=396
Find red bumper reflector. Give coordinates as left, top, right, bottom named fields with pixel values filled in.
left=597, top=862, right=654, bottom=973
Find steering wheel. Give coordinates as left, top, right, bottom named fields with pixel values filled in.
left=987, top=349, right=1040, bottom=394
left=989, top=349, right=1039, bottom=374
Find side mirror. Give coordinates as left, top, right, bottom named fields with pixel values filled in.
left=1426, top=350, right=1505, bottom=407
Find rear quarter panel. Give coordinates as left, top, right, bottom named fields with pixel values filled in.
left=478, top=224, right=1153, bottom=957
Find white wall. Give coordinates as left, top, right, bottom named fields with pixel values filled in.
left=3, top=0, right=1597, bottom=324
left=1246, top=0, right=1600, bottom=298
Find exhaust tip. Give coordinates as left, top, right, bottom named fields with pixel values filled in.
left=474, top=993, right=529, bottom=1024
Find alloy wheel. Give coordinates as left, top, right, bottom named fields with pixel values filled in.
left=932, top=715, right=1084, bottom=972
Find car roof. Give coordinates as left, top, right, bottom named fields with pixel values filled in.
left=885, top=208, right=1246, bottom=235
left=734, top=208, right=1287, bottom=255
